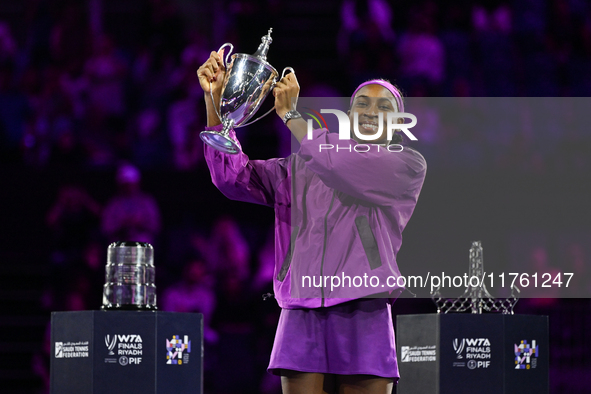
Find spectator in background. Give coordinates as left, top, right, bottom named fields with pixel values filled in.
left=133, top=107, right=169, bottom=169
left=166, top=33, right=208, bottom=170
left=167, top=86, right=203, bottom=170
left=59, top=60, right=89, bottom=122
left=84, top=34, right=127, bottom=119
left=547, top=0, right=591, bottom=96
left=180, top=216, right=257, bottom=393
left=101, top=163, right=161, bottom=244
left=206, top=215, right=251, bottom=283
left=396, top=1, right=445, bottom=94
left=23, top=65, right=75, bottom=167
left=472, top=1, right=512, bottom=34
left=512, top=0, right=547, bottom=50
left=0, top=63, right=30, bottom=163
left=146, top=0, right=186, bottom=61
left=211, top=266, right=259, bottom=394
left=162, top=258, right=217, bottom=343
left=48, top=1, right=91, bottom=69
left=44, top=185, right=102, bottom=315
left=439, top=3, right=473, bottom=95
left=161, top=255, right=218, bottom=393
left=339, top=0, right=398, bottom=89
left=338, top=0, right=396, bottom=58
left=561, top=240, right=590, bottom=298
left=523, top=245, right=561, bottom=306
left=48, top=123, right=85, bottom=169
left=252, top=228, right=276, bottom=294
left=47, top=184, right=101, bottom=267
left=0, top=21, right=17, bottom=64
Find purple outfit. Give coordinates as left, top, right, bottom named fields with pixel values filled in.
left=204, top=124, right=426, bottom=378
left=268, top=297, right=398, bottom=378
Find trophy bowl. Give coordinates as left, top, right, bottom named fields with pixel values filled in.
left=200, top=28, right=294, bottom=154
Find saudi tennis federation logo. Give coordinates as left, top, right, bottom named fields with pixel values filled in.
left=515, top=339, right=538, bottom=369
left=453, top=338, right=465, bottom=359
left=55, top=342, right=63, bottom=358
left=400, top=346, right=410, bottom=362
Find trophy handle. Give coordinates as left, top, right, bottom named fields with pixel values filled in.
left=239, top=66, right=296, bottom=127
left=217, top=42, right=234, bottom=68
left=279, top=67, right=297, bottom=107
left=279, top=67, right=295, bottom=80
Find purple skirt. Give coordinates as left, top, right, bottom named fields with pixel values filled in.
left=267, top=297, right=399, bottom=380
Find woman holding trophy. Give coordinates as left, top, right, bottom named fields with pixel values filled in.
left=198, top=40, right=426, bottom=393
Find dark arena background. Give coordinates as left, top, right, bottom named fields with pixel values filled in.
left=0, top=0, right=590, bottom=393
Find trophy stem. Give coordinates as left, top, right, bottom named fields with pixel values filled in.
left=200, top=119, right=240, bottom=154
left=202, top=81, right=240, bottom=154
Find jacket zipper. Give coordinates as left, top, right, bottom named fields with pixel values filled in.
left=320, top=190, right=336, bottom=307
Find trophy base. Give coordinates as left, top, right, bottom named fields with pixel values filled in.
left=200, top=130, right=240, bottom=154
left=101, top=304, right=158, bottom=311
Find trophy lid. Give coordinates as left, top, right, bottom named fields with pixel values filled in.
left=107, top=241, right=154, bottom=266
left=252, top=28, right=273, bottom=62
left=109, top=241, right=153, bottom=249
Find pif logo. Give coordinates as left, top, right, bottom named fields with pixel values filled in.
left=166, top=335, right=191, bottom=365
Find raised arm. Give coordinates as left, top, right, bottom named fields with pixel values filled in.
left=203, top=126, right=289, bottom=206
left=198, top=49, right=290, bottom=206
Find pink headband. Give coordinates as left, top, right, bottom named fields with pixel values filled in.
left=350, top=80, right=404, bottom=113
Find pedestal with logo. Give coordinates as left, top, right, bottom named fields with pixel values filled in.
left=50, top=311, right=203, bottom=394
left=396, top=313, right=548, bottom=394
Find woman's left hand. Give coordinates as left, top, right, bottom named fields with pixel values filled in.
left=273, top=71, right=300, bottom=120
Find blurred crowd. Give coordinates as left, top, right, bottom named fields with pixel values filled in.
left=0, top=0, right=209, bottom=171
left=0, top=0, right=589, bottom=172
left=339, top=0, right=591, bottom=97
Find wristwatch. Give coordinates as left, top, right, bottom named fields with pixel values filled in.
left=282, top=110, right=302, bottom=125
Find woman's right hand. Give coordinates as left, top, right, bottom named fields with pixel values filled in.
left=197, top=49, right=226, bottom=99
left=198, top=49, right=227, bottom=126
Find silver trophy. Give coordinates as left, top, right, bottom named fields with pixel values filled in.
left=101, top=241, right=157, bottom=310
left=200, top=28, right=294, bottom=154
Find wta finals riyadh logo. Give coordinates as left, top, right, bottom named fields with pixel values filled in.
left=302, top=107, right=418, bottom=149
left=515, top=339, right=539, bottom=369
left=166, top=335, right=191, bottom=365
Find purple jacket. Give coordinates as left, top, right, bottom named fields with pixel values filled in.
left=204, top=125, right=427, bottom=309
